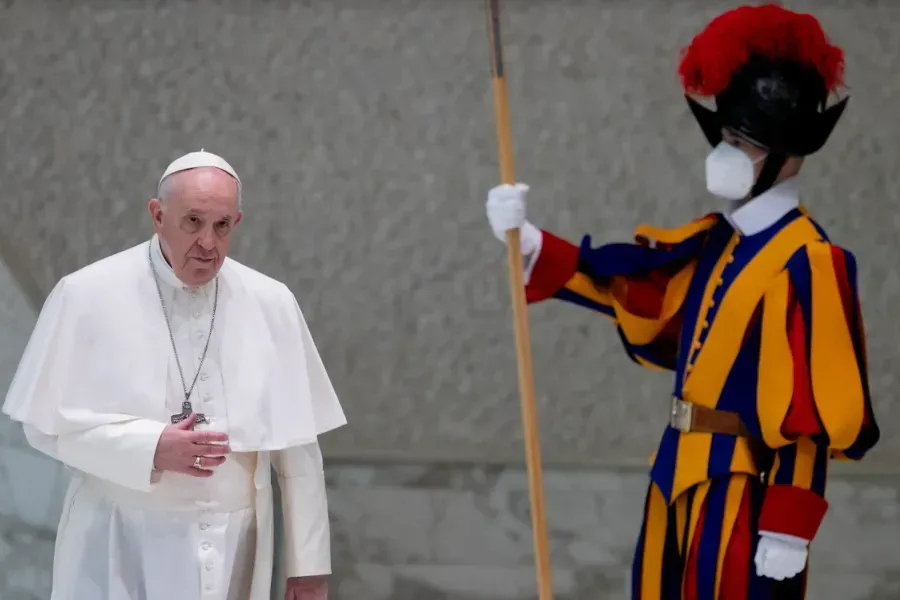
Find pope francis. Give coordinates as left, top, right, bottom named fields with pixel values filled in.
left=2, top=150, right=346, bottom=600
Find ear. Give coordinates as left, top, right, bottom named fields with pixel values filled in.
left=148, top=198, right=164, bottom=227
left=234, top=211, right=243, bottom=226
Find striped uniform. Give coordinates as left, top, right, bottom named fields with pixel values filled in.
left=524, top=187, right=879, bottom=599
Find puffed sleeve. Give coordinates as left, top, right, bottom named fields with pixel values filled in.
left=756, top=242, right=879, bottom=541
left=524, top=218, right=715, bottom=370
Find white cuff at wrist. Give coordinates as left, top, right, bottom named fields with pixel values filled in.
left=520, top=221, right=542, bottom=255
left=759, top=531, right=809, bottom=547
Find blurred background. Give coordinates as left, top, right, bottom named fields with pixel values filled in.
left=1, top=1, right=898, bottom=598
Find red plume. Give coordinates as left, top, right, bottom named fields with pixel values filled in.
left=677, top=4, right=844, bottom=97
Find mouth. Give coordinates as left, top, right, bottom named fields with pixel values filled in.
left=192, top=257, right=216, bottom=265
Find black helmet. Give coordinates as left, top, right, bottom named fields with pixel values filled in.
left=678, top=4, right=847, bottom=195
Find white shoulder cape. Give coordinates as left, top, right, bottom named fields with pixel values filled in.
left=2, top=240, right=346, bottom=451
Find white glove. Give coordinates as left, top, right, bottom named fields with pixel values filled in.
left=754, top=531, right=809, bottom=580
left=486, top=183, right=542, bottom=256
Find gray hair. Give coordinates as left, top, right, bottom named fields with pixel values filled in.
left=156, top=169, right=243, bottom=210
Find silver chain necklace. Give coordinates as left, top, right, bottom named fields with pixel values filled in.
left=148, top=243, right=219, bottom=426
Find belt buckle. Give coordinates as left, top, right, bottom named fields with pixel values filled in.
left=670, top=398, right=694, bottom=433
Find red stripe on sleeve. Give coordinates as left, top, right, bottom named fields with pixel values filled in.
left=621, top=271, right=669, bottom=319
left=782, top=281, right=822, bottom=438
left=525, top=231, right=580, bottom=303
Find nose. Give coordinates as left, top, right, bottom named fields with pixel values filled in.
left=198, top=230, right=216, bottom=251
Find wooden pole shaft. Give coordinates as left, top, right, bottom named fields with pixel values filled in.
left=484, top=2, right=554, bottom=599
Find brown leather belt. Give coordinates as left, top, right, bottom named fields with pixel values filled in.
left=669, top=398, right=751, bottom=437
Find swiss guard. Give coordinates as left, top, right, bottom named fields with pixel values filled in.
left=483, top=4, right=879, bottom=599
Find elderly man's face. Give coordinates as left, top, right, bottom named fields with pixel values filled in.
left=147, top=167, right=242, bottom=287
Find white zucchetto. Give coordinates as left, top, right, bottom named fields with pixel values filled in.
left=158, top=149, right=241, bottom=195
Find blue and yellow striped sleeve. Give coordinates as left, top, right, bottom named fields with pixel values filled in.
left=525, top=218, right=714, bottom=370
left=757, top=241, right=879, bottom=541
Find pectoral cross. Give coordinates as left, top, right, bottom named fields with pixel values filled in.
left=171, top=400, right=208, bottom=426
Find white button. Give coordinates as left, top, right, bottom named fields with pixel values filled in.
left=193, top=310, right=201, bottom=318
left=205, top=584, right=213, bottom=591
left=200, top=372, right=209, bottom=381
left=204, top=393, right=214, bottom=402
left=195, top=330, right=205, bottom=340
left=200, top=523, right=209, bottom=530
left=205, top=564, right=213, bottom=571
left=202, top=542, right=211, bottom=550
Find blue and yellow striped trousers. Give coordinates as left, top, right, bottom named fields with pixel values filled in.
left=631, top=474, right=806, bottom=600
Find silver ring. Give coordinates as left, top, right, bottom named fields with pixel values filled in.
left=193, top=456, right=203, bottom=469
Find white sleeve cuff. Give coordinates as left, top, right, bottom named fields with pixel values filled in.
left=56, top=419, right=167, bottom=492
left=521, top=222, right=543, bottom=284
left=759, top=530, right=809, bottom=547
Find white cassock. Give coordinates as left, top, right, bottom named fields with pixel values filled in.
left=2, top=234, right=347, bottom=600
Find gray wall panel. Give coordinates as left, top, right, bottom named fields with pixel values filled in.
left=1, top=0, right=897, bottom=467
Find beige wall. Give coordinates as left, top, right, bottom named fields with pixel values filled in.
left=1, top=0, right=897, bottom=469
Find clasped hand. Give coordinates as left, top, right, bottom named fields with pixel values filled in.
left=152, top=412, right=231, bottom=476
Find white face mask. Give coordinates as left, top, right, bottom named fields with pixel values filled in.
left=705, top=142, right=766, bottom=200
